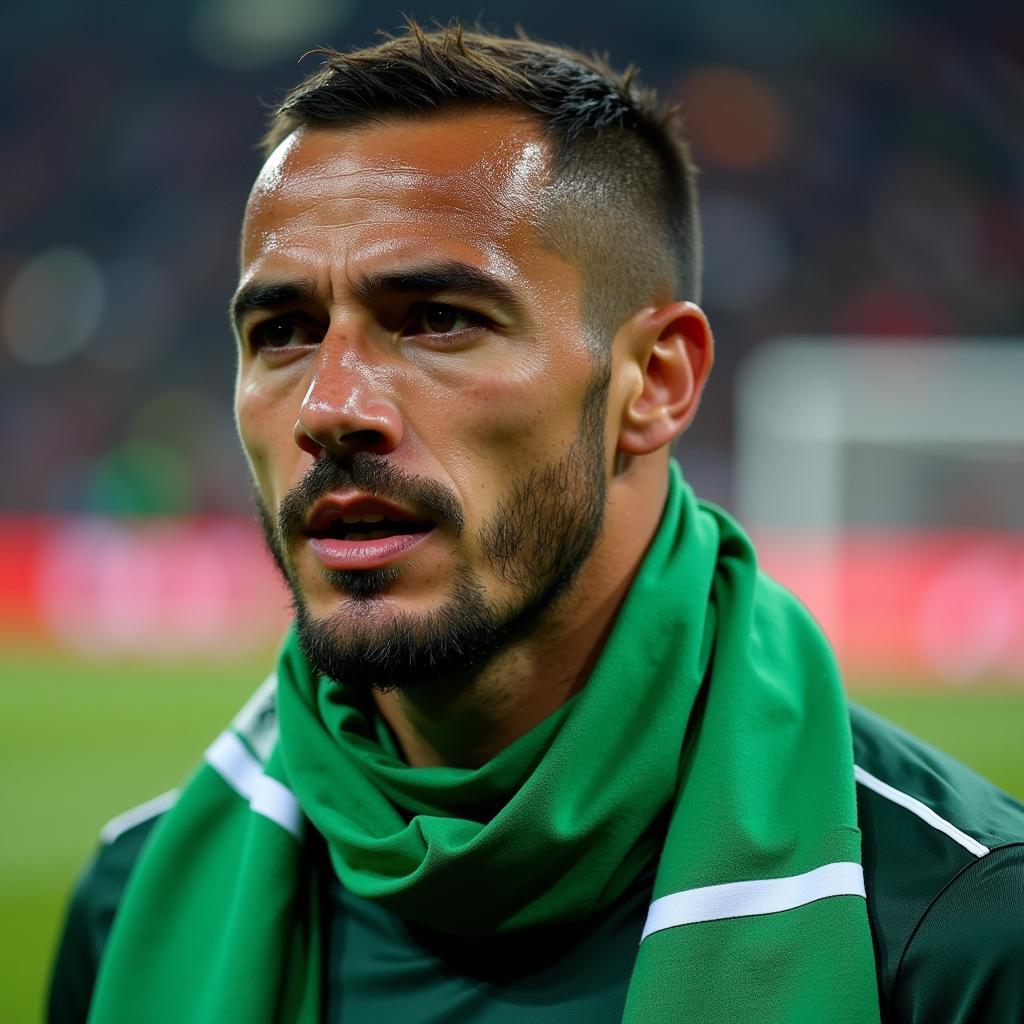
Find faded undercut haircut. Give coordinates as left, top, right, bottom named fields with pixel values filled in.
left=262, top=22, right=701, bottom=354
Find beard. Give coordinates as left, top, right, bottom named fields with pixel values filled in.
left=256, top=368, right=610, bottom=693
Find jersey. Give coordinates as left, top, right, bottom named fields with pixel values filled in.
left=47, top=703, right=1024, bottom=1023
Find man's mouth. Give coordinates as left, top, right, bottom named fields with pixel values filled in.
left=302, top=494, right=436, bottom=572
left=311, top=512, right=434, bottom=542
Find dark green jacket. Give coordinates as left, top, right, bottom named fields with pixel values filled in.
left=49, top=704, right=1024, bottom=1023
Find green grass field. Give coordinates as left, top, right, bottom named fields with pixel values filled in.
left=4, top=648, right=1023, bottom=1023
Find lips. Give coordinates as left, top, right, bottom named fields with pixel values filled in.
left=303, top=493, right=435, bottom=571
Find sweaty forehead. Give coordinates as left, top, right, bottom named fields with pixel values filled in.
left=241, top=109, right=553, bottom=271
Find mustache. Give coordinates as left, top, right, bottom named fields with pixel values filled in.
left=277, top=453, right=465, bottom=540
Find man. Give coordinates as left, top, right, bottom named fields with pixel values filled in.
left=49, top=23, right=1024, bottom=1024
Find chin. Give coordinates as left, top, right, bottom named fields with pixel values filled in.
left=292, top=565, right=507, bottom=693
left=316, top=566, right=402, bottom=602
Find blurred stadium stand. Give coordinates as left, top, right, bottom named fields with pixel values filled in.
left=1, top=0, right=1022, bottom=677
left=3, top=7, right=1023, bottom=1019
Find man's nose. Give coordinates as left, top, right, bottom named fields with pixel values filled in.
left=293, top=334, right=403, bottom=458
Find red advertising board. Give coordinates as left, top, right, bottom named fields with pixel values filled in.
left=756, top=532, right=1024, bottom=686
left=3, top=519, right=1022, bottom=684
left=0, top=517, right=289, bottom=658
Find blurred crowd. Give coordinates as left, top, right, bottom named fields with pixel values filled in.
left=2, top=0, right=1021, bottom=517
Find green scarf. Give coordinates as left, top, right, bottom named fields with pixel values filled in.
left=88, top=464, right=880, bottom=1023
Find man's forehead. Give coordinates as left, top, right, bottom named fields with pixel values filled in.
left=239, top=110, right=557, bottom=282
left=247, top=109, right=551, bottom=217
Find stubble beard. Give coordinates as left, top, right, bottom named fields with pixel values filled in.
left=256, top=369, right=610, bottom=693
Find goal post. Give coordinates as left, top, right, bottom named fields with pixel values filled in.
left=735, top=338, right=1024, bottom=686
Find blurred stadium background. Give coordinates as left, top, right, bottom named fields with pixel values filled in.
left=2, top=0, right=1022, bottom=1019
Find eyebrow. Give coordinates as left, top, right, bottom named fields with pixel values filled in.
left=231, top=260, right=527, bottom=333
left=230, top=279, right=318, bottom=332
left=352, top=261, right=526, bottom=317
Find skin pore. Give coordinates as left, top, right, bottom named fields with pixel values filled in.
left=234, top=108, right=713, bottom=768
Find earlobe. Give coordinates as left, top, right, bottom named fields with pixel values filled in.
left=617, top=301, right=714, bottom=456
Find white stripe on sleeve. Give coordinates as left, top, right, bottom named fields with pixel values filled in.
left=100, top=789, right=179, bottom=844
left=854, top=764, right=990, bottom=858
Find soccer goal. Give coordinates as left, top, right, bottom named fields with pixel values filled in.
left=735, top=339, right=1024, bottom=686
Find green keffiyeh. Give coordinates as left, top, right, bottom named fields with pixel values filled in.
left=88, top=463, right=881, bottom=1023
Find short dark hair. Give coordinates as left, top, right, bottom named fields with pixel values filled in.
left=263, top=22, right=700, bottom=348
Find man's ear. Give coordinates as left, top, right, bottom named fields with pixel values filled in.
left=616, top=301, right=714, bottom=456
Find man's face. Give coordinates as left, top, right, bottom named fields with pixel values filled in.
left=234, top=110, right=612, bottom=690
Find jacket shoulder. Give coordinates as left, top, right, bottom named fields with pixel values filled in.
left=46, top=675, right=279, bottom=1023
left=851, top=702, right=1024, bottom=1022
left=46, top=794, right=173, bottom=1024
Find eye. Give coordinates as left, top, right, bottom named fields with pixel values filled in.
left=248, top=316, right=320, bottom=351
left=404, top=303, right=484, bottom=339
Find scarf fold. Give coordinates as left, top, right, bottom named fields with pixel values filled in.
left=88, top=463, right=880, bottom=1023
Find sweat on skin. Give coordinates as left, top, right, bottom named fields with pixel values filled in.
left=232, top=108, right=714, bottom=769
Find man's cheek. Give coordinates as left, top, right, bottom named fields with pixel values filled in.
left=236, top=388, right=282, bottom=479
left=450, top=389, right=555, bottom=459
left=236, top=427, right=280, bottom=514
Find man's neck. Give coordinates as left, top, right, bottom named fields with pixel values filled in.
left=371, top=460, right=669, bottom=768
left=372, top=567, right=635, bottom=768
